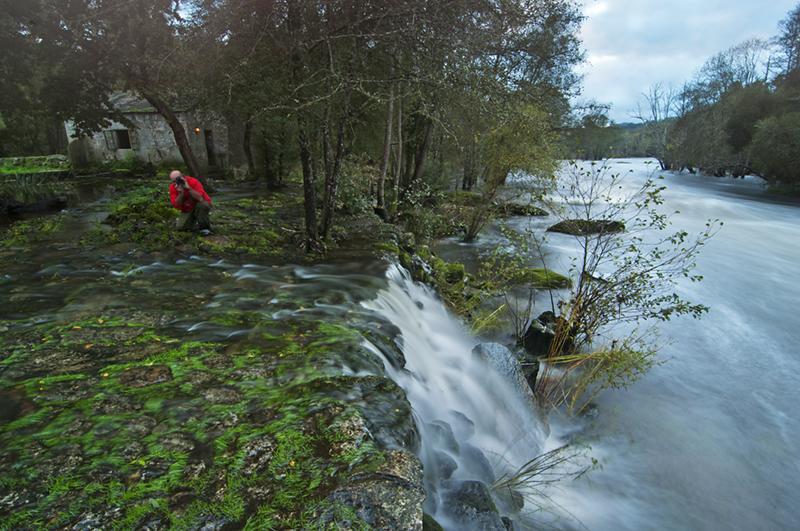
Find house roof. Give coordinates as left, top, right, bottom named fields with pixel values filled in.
left=109, top=92, right=157, bottom=113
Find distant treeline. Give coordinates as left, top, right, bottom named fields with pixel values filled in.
left=564, top=3, right=800, bottom=189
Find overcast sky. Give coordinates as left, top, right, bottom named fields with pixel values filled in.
left=578, top=0, right=799, bottom=122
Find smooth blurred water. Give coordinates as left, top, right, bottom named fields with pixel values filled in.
left=439, top=159, right=800, bottom=530
left=546, top=160, right=800, bottom=531
left=364, top=265, right=549, bottom=529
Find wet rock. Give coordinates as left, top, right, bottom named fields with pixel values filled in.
left=241, top=434, right=276, bottom=476
left=521, top=312, right=555, bottom=358
left=459, top=443, right=496, bottom=484
left=317, top=463, right=425, bottom=530
left=516, top=349, right=539, bottom=393
left=168, top=491, right=196, bottom=512
left=138, top=514, right=170, bottom=530
left=441, top=480, right=505, bottom=530
left=0, top=488, right=42, bottom=512
left=431, top=450, right=458, bottom=480
left=185, top=370, right=216, bottom=386
left=118, top=365, right=172, bottom=387
left=139, top=459, right=170, bottom=481
left=202, top=386, right=243, bottom=404
left=497, top=202, right=549, bottom=217
left=425, top=420, right=459, bottom=454
left=547, top=219, right=625, bottom=235
left=127, top=415, right=158, bottom=437
left=472, top=343, right=537, bottom=411
left=190, top=514, right=233, bottom=531
left=502, top=516, right=516, bottom=530
left=325, top=410, right=369, bottom=456
left=379, top=450, right=425, bottom=486
left=121, top=441, right=146, bottom=460
left=162, top=433, right=196, bottom=453
left=94, top=393, right=142, bottom=415
left=325, top=375, right=419, bottom=452
left=202, top=354, right=233, bottom=370
left=423, top=512, right=444, bottom=531
left=71, top=507, right=124, bottom=530
left=0, top=389, right=36, bottom=424
left=447, top=410, right=475, bottom=441
left=521, top=311, right=574, bottom=362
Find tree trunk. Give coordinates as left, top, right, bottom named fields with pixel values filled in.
left=412, top=116, right=434, bottom=184
left=376, top=83, right=395, bottom=220
left=297, top=117, right=320, bottom=251
left=140, top=90, right=204, bottom=184
left=261, top=129, right=280, bottom=190
left=392, top=94, right=403, bottom=217
left=288, top=1, right=320, bottom=251
left=243, top=119, right=255, bottom=176
left=321, top=110, right=347, bottom=240
left=462, top=136, right=476, bottom=191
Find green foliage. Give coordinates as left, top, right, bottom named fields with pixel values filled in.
left=336, top=155, right=376, bottom=215
left=463, top=103, right=559, bottom=242
left=750, top=112, right=800, bottom=186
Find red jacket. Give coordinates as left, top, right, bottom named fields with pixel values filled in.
left=169, top=176, right=212, bottom=213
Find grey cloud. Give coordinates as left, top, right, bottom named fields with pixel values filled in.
left=577, top=0, right=798, bottom=121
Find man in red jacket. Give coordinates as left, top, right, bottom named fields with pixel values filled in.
left=169, top=170, right=213, bottom=234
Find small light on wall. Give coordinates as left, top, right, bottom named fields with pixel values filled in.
left=194, top=127, right=201, bottom=135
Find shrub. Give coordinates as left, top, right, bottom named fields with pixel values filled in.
left=750, top=112, right=800, bottom=185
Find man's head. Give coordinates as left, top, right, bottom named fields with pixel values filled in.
left=169, top=170, right=183, bottom=182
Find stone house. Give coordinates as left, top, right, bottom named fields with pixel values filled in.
left=65, top=93, right=231, bottom=171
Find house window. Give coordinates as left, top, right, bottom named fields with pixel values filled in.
left=114, top=129, right=132, bottom=149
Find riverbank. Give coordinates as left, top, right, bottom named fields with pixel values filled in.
left=0, top=178, right=435, bottom=529
left=0, top=175, right=562, bottom=529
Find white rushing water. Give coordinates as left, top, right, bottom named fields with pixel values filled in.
left=363, top=265, right=551, bottom=530
left=449, top=158, right=800, bottom=531
left=386, top=158, right=800, bottom=530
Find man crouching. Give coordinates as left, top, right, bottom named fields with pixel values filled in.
left=169, top=170, right=213, bottom=234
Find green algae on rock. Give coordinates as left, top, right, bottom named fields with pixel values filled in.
left=0, top=311, right=423, bottom=529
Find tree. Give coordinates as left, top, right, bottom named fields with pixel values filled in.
left=463, top=103, right=559, bottom=242
left=532, top=162, right=720, bottom=413
left=776, top=3, right=800, bottom=74
left=750, top=112, right=800, bottom=186
left=14, top=0, right=208, bottom=180
left=634, top=83, right=679, bottom=170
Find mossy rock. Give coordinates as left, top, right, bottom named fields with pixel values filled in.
left=495, top=202, right=549, bottom=217
left=444, top=262, right=466, bottom=283
left=547, top=219, right=624, bottom=235
left=508, top=268, right=571, bottom=289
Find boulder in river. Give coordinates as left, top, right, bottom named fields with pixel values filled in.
left=521, top=311, right=575, bottom=360
left=441, top=480, right=507, bottom=530
left=472, top=343, right=538, bottom=412
left=316, top=449, right=425, bottom=530
left=547, top=219, right=624, bottom=235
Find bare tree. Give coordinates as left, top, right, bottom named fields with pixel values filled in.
left=776, top=3, right=800, bottom=74
left=633, top=82, right=678, bottom=170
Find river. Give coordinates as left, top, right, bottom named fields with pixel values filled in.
left=437, top=158, right=800, bottom=530
left=1, top=159, right=798, bottom=529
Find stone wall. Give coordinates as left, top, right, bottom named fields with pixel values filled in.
left=65, top=110, right=229, bottom=171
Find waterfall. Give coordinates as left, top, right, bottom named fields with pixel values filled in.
left=362, top=264, right=550, bottom=530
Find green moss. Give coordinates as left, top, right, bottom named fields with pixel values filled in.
left=444, top=262, right=466, bottom=283
left=0, top=213, right=65, bottom=247
left=509, top=267, right=572, bottom=289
